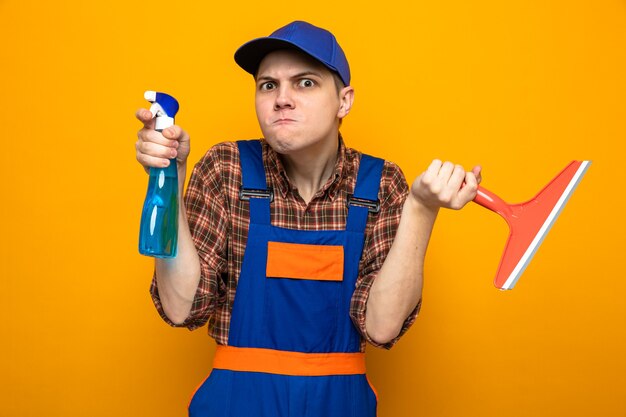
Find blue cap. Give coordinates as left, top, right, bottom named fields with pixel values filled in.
left=234, top=21, right=351, bottom=86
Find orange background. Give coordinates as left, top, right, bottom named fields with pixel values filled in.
left=1, top=1, right=625, bottom=416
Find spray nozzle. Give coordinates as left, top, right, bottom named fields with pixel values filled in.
left=144, top=91, right=179, bottom=131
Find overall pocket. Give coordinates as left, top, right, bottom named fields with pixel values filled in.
left=264, top=241, right=344, bottom=352
left=188, top=369, right=234, bottom=417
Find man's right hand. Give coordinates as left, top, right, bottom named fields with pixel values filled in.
left=135, top=108, right=191, bottom=174
left=135, top=108, right=201, bottom=325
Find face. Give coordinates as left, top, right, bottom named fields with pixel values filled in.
left=255, top=49, right=353, bottom=156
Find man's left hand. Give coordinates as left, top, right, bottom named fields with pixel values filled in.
left=409, top=159, right=482, bottom=211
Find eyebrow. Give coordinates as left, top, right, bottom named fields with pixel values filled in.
left=256, top=70, right=325, bottom=83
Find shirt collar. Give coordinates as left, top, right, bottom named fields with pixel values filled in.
left=263, top=134, right=347, bottom=201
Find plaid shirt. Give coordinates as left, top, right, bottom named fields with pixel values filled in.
left=150, top=137, right=421, bottom=350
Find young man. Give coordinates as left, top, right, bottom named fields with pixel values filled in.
left=135, top=21, right=481, bottom=417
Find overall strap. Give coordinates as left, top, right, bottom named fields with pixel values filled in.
left=346, top=154, right=385, bottom=233
left=237, top=140, right=272, bottom=225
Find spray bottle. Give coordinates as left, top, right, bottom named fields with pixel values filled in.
left=139, top=91, right=180, bottom=258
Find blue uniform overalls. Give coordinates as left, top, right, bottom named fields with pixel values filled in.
left=189, top=140, right=383, bottom=417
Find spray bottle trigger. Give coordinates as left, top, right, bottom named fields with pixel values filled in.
left=149, top=102, right=165, bottom=118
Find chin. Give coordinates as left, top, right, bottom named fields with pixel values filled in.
left=263, top=136, right=291, bottom=154
left=262, top=130, right=302, bottom=154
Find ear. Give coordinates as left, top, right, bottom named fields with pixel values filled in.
left=337, top=86, right=354, bottom=119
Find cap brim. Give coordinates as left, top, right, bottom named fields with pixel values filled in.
left=234, top=37, right=341, bottom=79
left=236, top=38, right=312, bottom=76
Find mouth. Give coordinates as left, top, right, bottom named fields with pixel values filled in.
left=272, top=118, right=297, bottom=125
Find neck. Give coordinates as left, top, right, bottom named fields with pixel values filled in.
left=280, top=136, right=340, bottom=204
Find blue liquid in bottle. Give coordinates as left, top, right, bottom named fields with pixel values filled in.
left=139, top=158, right=178, bottom=258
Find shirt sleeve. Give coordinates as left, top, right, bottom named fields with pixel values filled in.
left=150, top=147, right=229, bottom=331
left=350, top=160, right=422, bottom=349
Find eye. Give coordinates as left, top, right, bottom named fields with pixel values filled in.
left=298, top=79, right=315, bottom=88
left=260, top=82, right=276, bottom=91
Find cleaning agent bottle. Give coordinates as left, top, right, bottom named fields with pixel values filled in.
left=139, top=91, right=180, bottom=258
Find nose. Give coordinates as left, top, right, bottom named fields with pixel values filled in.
left=274, top=85, right=295, bottom=110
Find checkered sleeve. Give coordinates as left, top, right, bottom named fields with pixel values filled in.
left=350, top=161, right=421, bottom=350
left=150, top=148, right=229, bottom=331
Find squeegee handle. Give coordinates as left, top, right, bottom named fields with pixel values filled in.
left=473, top=186, right=512, bottom=218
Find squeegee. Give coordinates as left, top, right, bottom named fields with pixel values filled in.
left=473, top=160, right=591, bottom=290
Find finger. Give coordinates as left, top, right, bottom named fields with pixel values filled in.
left=427, top=159, right=442, bottom=175
left=138, top=128, right=179, bottom=148
left=458, top=171, right=479, bottom=203
left=421, top=159, right=442, bottom=184
left=162, top=125, right=186, bottom=143
left=438, top=161, right=454, bottom=182
left=136, top=151, right=173, bottom=169
left=448, top=164, right=466, bottom=190
left=472, top=165, right=482, bottom=184
left=136, top=140, right=178, bottom=160
left=135, top=108, right=156, bottom=130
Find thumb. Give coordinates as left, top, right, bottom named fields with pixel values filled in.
left=472, top=165, right=482, bottom=184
